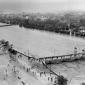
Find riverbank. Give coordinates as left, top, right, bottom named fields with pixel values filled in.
left=0, top=22, right=85, bottom=40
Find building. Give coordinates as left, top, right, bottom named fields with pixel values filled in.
left=64, top=14, right=80, bottom=26
left=69, top=17, right=80, bottom=25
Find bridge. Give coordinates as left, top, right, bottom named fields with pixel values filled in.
left=38, top=52, right=85, bottom=64
left=8, top=48, right=33, bottom=59
left=37, top=47, right=85, bottom=64
left=42, top=62, right=59, bottom=76
left=1, top=39, right=85, bottom=65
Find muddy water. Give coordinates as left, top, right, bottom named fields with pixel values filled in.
left=0, top=24, right=85, bottom=58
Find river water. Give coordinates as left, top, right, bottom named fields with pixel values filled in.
left=0, top=24, right=85, bottom=58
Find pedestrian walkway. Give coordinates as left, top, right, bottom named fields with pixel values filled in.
left=9, top=60, right=45, bottom=85
left=2, top=49, right=57, bottom=85
left=18, top=58, right=31, bottom=68
left=16, top=57, right=56, bottom=85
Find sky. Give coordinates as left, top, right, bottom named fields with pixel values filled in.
left=0, top=0, right=85, bottom=13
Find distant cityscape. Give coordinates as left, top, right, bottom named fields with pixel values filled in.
left=1, top=12, right=85, bottom=37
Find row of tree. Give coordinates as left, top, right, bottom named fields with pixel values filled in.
left=20, top=19, right=72, bottom=33
left=1, top=15, right=85, bottom=36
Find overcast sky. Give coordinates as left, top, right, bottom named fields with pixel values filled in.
left=0, top=0, right=85, bottom=13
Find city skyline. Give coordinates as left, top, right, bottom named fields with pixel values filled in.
left=0, top=0, right=85, bottom=13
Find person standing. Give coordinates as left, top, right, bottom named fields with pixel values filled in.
left=27, top=68, right=28, bottom=72
left=51, top=77, right=53, bottom=82
left=48, top=77, right=49, bottom=81
left=40, top=72, right=41, bottom=77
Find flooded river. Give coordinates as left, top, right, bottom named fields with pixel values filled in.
left=0, top=24, right=85, bottom=58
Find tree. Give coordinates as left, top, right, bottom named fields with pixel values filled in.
left=57, top=75, right=68, bottom=85
left=82, top=83, right=85, bottom=85
left=8, top=48, right=17, bottom=56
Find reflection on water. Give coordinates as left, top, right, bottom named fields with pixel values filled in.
left=0, top=24, right=85, bottom=58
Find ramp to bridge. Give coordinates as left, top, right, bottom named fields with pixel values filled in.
left=42, top=62, right=59, bottom=76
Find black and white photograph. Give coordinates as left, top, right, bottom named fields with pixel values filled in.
left=0, top=0, right=85, bottom=85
